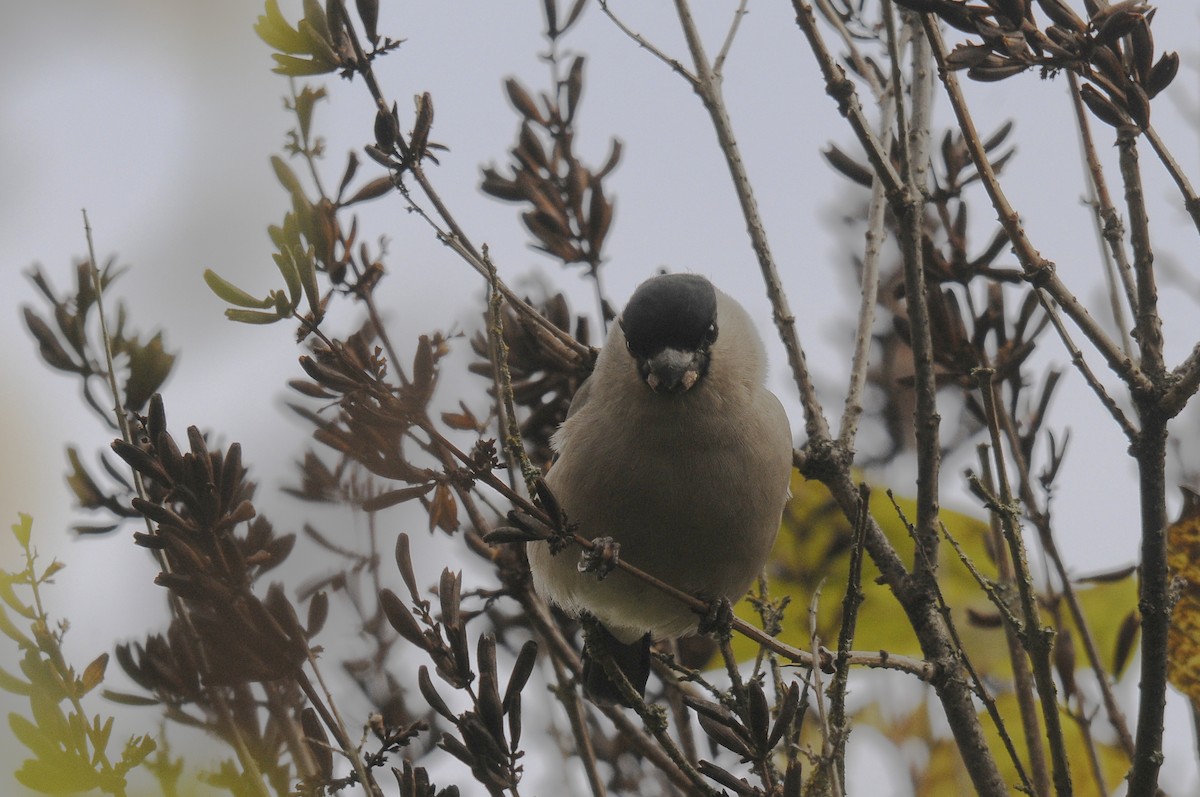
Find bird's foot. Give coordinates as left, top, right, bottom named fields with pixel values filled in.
left=577, top=536, right=620, bottom=581
left=697, top=596, right=735, bottom=642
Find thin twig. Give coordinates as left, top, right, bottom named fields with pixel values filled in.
left=837, top=85, right=893, bottom=449
left=975, top=448, right=1052, bottom=797
left=1034, top=289, right=1140, bottom=441
left=597, top=1, right=699, bottom=87
left=1067, top=72, right=1136, bottom=358
left=884, top=6, right=942, bottom=569
left=807, top=582, right=843, bottom=797
left=1144, top=124, right=1200, bottom=236
left=828, top=485, right=869, bottom=792
left=713, top=0, right=750, bottom=77
left=672, top=0, right=831, bottom=442
left=1116, top=128, right=1164, bottom=379
left=975, top=368, right=1073, bottom=797
left=921, top=18, right=1153, bottom=398
left=83, top=212, right=274, bottom=797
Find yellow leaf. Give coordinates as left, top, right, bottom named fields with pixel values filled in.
left=1168, top=487, right=1200, bottom=707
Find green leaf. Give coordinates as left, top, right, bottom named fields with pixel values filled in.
left=270, top=52, right=338, bottom=77
left=38, top=560, right=65, bottom=583
left=293, top=85, right=327, bottom=144
left=15, top=754, right=103, bottom=794
left=270, top=289, right=296, bottom=317
left=272, top=249, right=302, bottom=307
left=203, top=270, right=272, bottom=309
left=0, top=666, right=31, bottom=697
left=224, top=308, right=284, bottom=325
left=9, top=712, right=61, bottom=761
left=119, top=734, right=157, bottom=772
left=11, top=513, right=32, bottom=549
left=124, top=333, right=176, bottom=412
left=91, top=715, right=114, bottom=760
left=253, top=0, right=308, bottom=54
left=0, top=577, right=34, bottom=620
left=65, top=448, right=106, bottom=511
left=270, top=155, right=306, bottom=199
left=0, top=605, right=34, bottom=650
left=295, top=245, right=321, bottom=317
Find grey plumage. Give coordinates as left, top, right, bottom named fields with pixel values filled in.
left=527, top=273, right=793, bottom=703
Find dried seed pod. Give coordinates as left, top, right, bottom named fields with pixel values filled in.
left=503, top=640, right=539, bottom=712
left=355, top=0, right=380, bottom=44
left=564, top=55, right=584, bottom=123
left=695, top=710, right=753, bottom=759
left=362, top=483, right=435, bottom=512
left=504, top=78, right=545, bottom=124
left=1146, top=51, right=1179, bottom=98
left=946, top=43, right=997, bottom=70
left=381, top=589, right=431, bottom=651
left=1126, top=82, right=1151, bottom=128
left=1129, top=18, right=1154, bottom=85
left=823, top=144, right=873, bottom=187
left=1090, top=44, right=1129, bottom=89
left=480, top=168, right=524, bottom=202
left=1092, top=4, right=1145, bottom=50
left=1079, top=82, right=1130, bottom=127
left=697, top=761, right=757, bottom=796
left=410, top=92, right=434, bottom=159
left=1054, top=615, right=1078, bottom=696
left=1113, top=609, right=1140, bottom=675
left=767, top=681, right=801, bottom=749
left=374, top=103, right=399, bottom=152
left=301, top=706, right=334, bottom=780
left=586, top=180, right=613, bottom=255
left=306, top=591, right=328, bottom=637
left=1035, top=0, right=1085, bottom=30
left=418, top=665, right=456, bottom=721
left=967, top=60, right=1029, bottom=82
left=395, top=533, right=423, bottom=604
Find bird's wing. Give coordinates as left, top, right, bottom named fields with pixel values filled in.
left=564, top=372, right=595, bottom=421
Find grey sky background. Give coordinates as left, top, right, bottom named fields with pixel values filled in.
left=2, top=2, right=1199, bottom=794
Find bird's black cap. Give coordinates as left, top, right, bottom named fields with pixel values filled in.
left=620, top=274, right=718, bottom=357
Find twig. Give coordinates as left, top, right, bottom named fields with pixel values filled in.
left=791, top=0, right=906, bottom=202
left=1033, top=289, right=1139, bottom=441
left=597, top=1, right=699, bottom=87
left=672, top=0, right=831, bottom=442
left=713, top=0, right=750, bottom=77
left=837, top=81, right=894, bottom=449
left=82, top=212, right=274, bottom=797
left=884, top=6, right=942, bottom=568
left=1126, top=412, right=1170, bottom=797
left=1164, top=342, right=1200, bottom=418
left=920, top=18, right=1153, bottom=399
left=549, top=657, right=607, bottom=797
left=975, top=368, right=1073, bottom=797
left=807, top=583, right=843, bottom=797
left=1144, top=124, right=1200, bottom=236
left=1067, top=72, right=1136, bottom=358
left=974, top=448, right=1052, bottom=797
left=828, top=485, right=869, bottom=792
left=935, top=515, right=1036, bottom=796
left=1116, top=128, right=1164, bottom=379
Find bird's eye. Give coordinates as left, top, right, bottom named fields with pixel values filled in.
left=703, top=323, right=718, bottom=346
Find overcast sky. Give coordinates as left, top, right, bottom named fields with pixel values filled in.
left=2, top=2, right=1199, bottom=794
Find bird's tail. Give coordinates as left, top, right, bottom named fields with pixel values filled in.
left=581, top=620, right=651, bottom=708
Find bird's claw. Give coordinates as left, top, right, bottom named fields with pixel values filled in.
left=697, top=596, right=735, bottom=640
left=578, top=536, right=620, bottom=581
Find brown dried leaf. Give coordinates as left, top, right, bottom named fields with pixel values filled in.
left=428, top=483, right=459, bottom=533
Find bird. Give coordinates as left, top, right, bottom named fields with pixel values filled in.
left=526, top=273, right=794, bottom=705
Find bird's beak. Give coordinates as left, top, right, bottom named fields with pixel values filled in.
left=642, top=348, right=706, bottom=394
